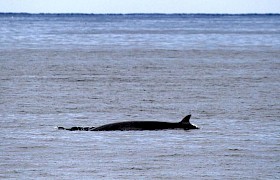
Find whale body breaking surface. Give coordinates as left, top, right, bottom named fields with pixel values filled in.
left=58, top=115, right=198, bottom=131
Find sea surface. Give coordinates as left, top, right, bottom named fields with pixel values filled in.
left=0, top=14, right=279, bottom=179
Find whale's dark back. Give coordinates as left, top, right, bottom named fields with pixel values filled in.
left=92, top=121, right=178, bottom=131
left=58, top=115, right=198, bottom=131
left=92, top=115, right=198, bottom=131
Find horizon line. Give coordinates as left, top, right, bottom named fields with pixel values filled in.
left=0, top=12, right=280, bottom=16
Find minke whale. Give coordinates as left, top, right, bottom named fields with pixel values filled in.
left=58, top=115, right=198, bottom=131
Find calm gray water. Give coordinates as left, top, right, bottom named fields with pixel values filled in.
left=0, top=14, right=280, bottom=179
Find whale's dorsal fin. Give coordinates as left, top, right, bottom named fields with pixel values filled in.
left=180, top=115, right=191, bottom=124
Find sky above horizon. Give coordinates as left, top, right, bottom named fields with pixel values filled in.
left=0, top=0, right=279, bottom=14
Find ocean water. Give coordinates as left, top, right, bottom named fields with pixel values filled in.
left=0, top=14, right=279, bottom=179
